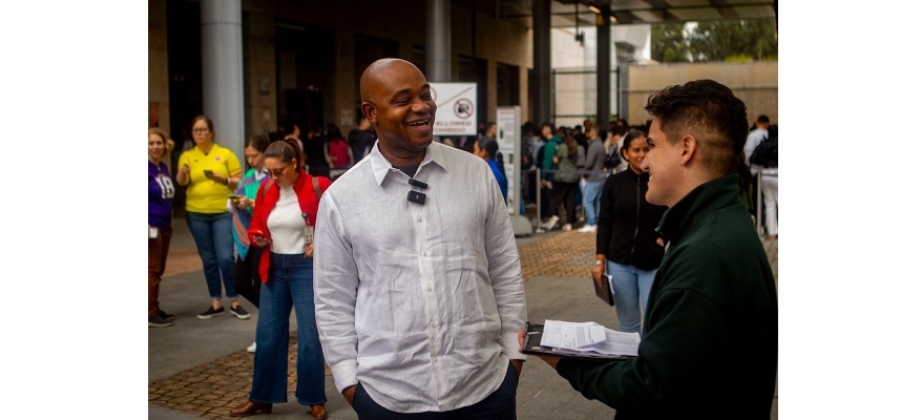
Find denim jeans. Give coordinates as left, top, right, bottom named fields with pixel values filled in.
left=186, top=211, right=238, bottom=299
left=583, top=178, right=606, bottom=226
left=607, top=260, right=658, bottom=333
left=352, top=362, right=519, bottom=420
left=249, top=253, right=326, bottom=406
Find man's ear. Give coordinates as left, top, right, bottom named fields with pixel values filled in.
left=361, top=102, right=377, bottom=125
left=679, top=135, right=698, bottom=166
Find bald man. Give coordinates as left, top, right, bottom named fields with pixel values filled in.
left=313, top=58, right=527, bottom=419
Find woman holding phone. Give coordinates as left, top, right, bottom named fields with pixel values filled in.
left=176, top=115, right=248, bottom=320
left=592, top=130, right=667, bottom=333
left=230, top=138, right=330, bottom=419
left=229, top=134, right=272, bottom=352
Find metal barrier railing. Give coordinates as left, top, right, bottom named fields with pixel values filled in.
left=525, top=167, right=612, bottom=233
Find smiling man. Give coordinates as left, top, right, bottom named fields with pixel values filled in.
left=525, top=80, right=778, bottom=419
left=313, top=58, right=527, bottom=419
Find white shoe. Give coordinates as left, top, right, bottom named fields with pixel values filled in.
left=561, top=223, right=572, bottom=232
left=542, top=215, right=559, bottom=230
left=247, top=341, right=256, bottom=353
left=577, top=224, right=596, bottom=233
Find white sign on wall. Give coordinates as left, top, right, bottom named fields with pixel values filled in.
left=430, top=83, right=477, bottom=136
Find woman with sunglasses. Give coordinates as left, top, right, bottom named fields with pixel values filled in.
left=230, top=138, right=331, bottom=420
left=176, top=115, right=248, bottom=320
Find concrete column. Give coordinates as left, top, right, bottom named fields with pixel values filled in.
left=533, top=0, right=551, bottom=124
left=426, top=0, right=451, bottom=82
left=596, top=9, right=611, bottom=128
left=617, top=63, right=629, bottom=123
left=334, top=29, right=358, bottom=132
left=201, top=0, right=245, bottom=157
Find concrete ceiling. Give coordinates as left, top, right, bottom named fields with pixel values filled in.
left=458, top=0, right=777, bottom=28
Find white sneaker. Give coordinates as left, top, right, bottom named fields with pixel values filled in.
left=562, top=223, right=572, bottom=232
left=542, top=215, right=559, bottom=230
left=577, top=224, right=597, bottom=233
left=247, top=341, right=256, bottom=353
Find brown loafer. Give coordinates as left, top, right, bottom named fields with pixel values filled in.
left=230, top=401, right=272, bottom=417
left=310, top=404, right=328, bottom=420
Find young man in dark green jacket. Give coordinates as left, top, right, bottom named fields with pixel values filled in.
left=524, top=80, right=778, bottom=419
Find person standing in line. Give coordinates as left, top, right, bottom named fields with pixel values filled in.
left=176, top=115, right=251, bottom=320
left=545, top=127, right=580, bottom=232
left=314, top=58, right=527, bottom=420
left=743, top=114, right=778, bottom=238
left=592, top=130, right=667, bottom=332
left=524, top=80, right=778, bottom=419
left=149, top=127, right=176, bottom=327
left=474, top=137, right=508, bottom=202
left=230, top=134, right=272, bottom=352
left=578, top=125, right=608, bottom=233
left=539, top=122, right=562, bottom=229
left=230, top=138, right=331, bottom=420
left=348, top=115, right=376, bottom=163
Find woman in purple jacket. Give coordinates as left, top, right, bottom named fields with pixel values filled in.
left=149, top=127, right=176, bottom=327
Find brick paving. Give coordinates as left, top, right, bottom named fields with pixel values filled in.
left=149, top=228, right=778, bottom=418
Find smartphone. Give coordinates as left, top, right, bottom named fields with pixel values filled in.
left=228, top=194, right=241, bottom=205
left=204, top=169, right=213, bottom=176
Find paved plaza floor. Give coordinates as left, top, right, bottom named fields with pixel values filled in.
left=149, top=216, right=778, bottom=420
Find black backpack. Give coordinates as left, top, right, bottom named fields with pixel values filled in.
left=750, top=126, right=778, bottom=167
left=605, top=145, right=622, bottom=169
left=521, top=140, right=534, bottom=170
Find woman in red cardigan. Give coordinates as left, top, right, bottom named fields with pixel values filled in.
left=230, top=138, right=331, bottom=420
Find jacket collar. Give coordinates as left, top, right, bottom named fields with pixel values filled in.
left=655, top=174, right=742, bottom=243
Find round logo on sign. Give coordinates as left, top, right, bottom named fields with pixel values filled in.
left=454, top=99, right=474, bottom=120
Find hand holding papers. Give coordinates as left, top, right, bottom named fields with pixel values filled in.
left=522, top=320, right=640, bottom=360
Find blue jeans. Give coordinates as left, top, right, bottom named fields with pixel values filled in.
left=186, top=212, right=237, bottom=299
left=583, top=178, right=606, bottom=226
left=607, top=260, right=658, bottom=333
left=353, top=362, right=519, bottom=419
left=250, top=253, right=326, bottom=406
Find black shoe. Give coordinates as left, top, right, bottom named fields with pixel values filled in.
left=157, top=310, right=175, bottom=322
left=230, top=304, right=251, bottom=320
left=197, top=306, right=226, bottom=319
left=149, top=312, right=174, bottom=328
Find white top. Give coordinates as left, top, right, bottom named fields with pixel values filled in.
left=313, top=141, right=527, bottom=413
left=743, top=127, right=769, bottom=173
left=266, top=185, right=306, bottom=254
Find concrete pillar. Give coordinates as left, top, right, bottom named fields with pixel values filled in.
left=334, top=29, right=358, bottom=133
left=596, top=9, right=611, bottom=128
left=201, top=0, right=245, bottom=157
left=244, top=12, right=276, bottom=137
left=426, top=0, right=451, bottom=82
left=533, top=0, right=551, bottom=124
left=148, top=0, right=170, bottom=135
left=617, top=63, right=629, bottom=123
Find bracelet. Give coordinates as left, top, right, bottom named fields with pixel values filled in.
left=595, top=260, right=604, bottom=266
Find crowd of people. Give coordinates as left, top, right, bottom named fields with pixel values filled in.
left=149, top=59, right=777, bottom=419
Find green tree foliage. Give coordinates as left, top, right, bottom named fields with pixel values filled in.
left=651, top=22, right=690, bottom=63
left=652, top=20, right=777, bottom=63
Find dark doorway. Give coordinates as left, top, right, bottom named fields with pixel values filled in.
left=496, top=62, right=520, bottom=107
left=275, top=22, right=335, bottom=132
left=458, top=55, right=488, bottom=125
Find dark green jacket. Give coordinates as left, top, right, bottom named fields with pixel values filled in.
left=540, top=135, right=561, bottom=180
left=556, top=175, right=778, bottom=420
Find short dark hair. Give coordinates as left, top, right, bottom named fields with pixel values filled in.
left=476, top=137, right=500, bottom=160
left=756, top=114, right=770, bottom=125
left=644, top=79, right=748, bottom=176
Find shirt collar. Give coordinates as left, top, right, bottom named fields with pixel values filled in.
left=368, top=140, right=448, bottom=186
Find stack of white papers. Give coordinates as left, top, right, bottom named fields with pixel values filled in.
left=539, top=320, right=640, bottom=357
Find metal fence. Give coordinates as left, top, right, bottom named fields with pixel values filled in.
left=552, top=67, right=621, bottom=128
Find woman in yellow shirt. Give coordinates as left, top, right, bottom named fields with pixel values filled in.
left=176, top=115, right=248, bottom=320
